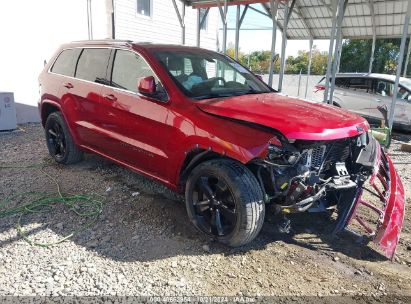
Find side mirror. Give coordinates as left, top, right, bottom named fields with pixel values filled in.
left=138, top=76, right=156, bottom=95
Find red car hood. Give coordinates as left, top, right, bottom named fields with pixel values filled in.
left=197, top=93, right=369, bottom=140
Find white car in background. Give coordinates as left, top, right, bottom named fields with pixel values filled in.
left=313, top=73, right=411, bottom=132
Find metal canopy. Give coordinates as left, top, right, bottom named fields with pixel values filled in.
left=179, top=0, right=411, bottom=131
left=183, top=0, right=411, bottom=39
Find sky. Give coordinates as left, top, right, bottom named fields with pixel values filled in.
left=0, top=0, right=106, bottom=106
left=222, top=4, right=330, bottom=56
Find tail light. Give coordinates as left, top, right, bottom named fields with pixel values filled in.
left=314, top=84, right=326, bottom=93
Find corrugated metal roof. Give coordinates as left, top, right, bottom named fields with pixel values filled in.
left=182, top=0, right=410, bottom=39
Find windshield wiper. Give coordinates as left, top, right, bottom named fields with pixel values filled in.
left=193, top=93, right=236, bottom=100
left=193, top=89, right=268, bottom=100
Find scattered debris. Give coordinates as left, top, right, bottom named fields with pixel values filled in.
left=202, top=244, right=211, bottom=253
left=400, top=143, right=411, bottom=153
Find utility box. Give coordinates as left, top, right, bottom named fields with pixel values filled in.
left=0, top=92, right=17, bottom=131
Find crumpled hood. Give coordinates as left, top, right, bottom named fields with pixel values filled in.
left=197, top=93, right=370, bottom=140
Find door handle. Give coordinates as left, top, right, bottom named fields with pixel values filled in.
left=103, top=94, right=117, bottom=101
left=63, top=82, right=73, bottom=89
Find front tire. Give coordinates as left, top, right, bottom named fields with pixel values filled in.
left=185, top=159, right=265, bottom=247
left=45, top=112, right=83, bottom=164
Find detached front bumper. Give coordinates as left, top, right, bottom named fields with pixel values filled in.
left=346, top=144, right=405, bottom=259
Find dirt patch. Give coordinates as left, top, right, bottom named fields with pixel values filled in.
left=0, top=123, right=410, bottom=298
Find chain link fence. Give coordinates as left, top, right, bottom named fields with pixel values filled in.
left=261, top=74, right=324, bottom=101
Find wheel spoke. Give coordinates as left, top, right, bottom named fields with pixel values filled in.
left=219, top=204, right=236, bottom=224
left=193, top=199, right=210, bottom=207
left=193, top=199, right=210, bottom=213
left=210, top=209, right=224, bottom=236
left=192, top=174, right=238, bottom=237
left=54, top=122, right=61, bottom=135
left=198, top=177, right=215, bottom=200
left=48, top=129, right=57, bottom=137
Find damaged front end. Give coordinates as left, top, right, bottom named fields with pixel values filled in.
left=251, top=132, right=405, bottom=259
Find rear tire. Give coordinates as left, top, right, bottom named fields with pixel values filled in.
left=185, top=159, right=265, bottom=247
left=45, top=112, right=83, bottom=164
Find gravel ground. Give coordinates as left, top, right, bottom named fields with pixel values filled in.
left=0, top=123, right=410, bottom=300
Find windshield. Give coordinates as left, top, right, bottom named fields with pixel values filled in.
left=400, top=78, right=411, bottom=92
left=153, top=49, right=272, bottom=100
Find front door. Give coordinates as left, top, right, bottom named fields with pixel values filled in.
left=99, top=49, right=174, bottom=179
left=370, top=79, right=411, bottom=126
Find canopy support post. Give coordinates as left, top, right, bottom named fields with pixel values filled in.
left=389, top=0, right=411, bottom=130
left=216, top=0, right=228, bottom=54
left=234, top=5, right=248, bottom=59
left=323, top=0, right=338, bottom=103
left=87, top=0, right=93, bottom=40
left=329, top=0, right=347, bottom=104
left=182, top=4, right=186, bottom=45
left=369, top=32, right=376, bottom=73
left=305, top=37, right=314, bottom=98
left=172, top=0, right=186, bottom=45
left=197, top=9, right=201, bottom=47
left=403, top=36, right=411, bottom=77
left=369, top=0, right=376, bottom=73
left=278, top=0, right=296, bottom=92
left=235, top=5, right=241, bottom=60
left=268, top=0, right=278, bottom=87
left=197, top=7, right=210, bottom=47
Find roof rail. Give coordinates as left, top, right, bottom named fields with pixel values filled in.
left=71, top=39, right=134, bottom=44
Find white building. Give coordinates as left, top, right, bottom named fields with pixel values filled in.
left=0, top=0, right=219, bottom=113
left=113, top=0, right=219, bottom=50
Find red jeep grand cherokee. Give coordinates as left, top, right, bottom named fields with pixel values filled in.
left=38, top=40, right=405, bottom=258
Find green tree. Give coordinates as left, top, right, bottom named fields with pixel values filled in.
left=339, top=38, right=409, bottom=75
left=227, top=45, right=327, bottom=75
left=339, top=39, right=372, bottom=73
left=310, top=49, right=328, bottom=75
left=284, top=47, right=328, bottom=75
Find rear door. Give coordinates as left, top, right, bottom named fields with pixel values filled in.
left=48, top=48, right=81, bottom=131
left=333, top=77, right=372, bottom=117
left=370, top=79, right=411, bottom=126
left=60, top=48, right=112, bottom=149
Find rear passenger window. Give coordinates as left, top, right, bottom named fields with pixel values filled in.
left=347, top=78, right=371, bottom=92
left=75, top=48, right=111, bottom=84
left=111, top=50, right=156, bottom=93
left=335, top=77, right=348, bottom=87
left=51, top=49, right=78, bottom=77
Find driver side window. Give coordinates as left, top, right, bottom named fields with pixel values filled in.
left=373, top=80, right=394, bottom=97
left=111, top=49, right=156, bottom=93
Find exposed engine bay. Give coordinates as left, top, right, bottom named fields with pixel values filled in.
left=252, top=131, right=375, bottom=213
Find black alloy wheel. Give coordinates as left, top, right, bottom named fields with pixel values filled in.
left=185, top=159, right=265, bottom=247
left=47, top=120, right=66, bottom=161
left=45, top=112, right=83, bottom=164
left=192, top=175, right=237, bottom=237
